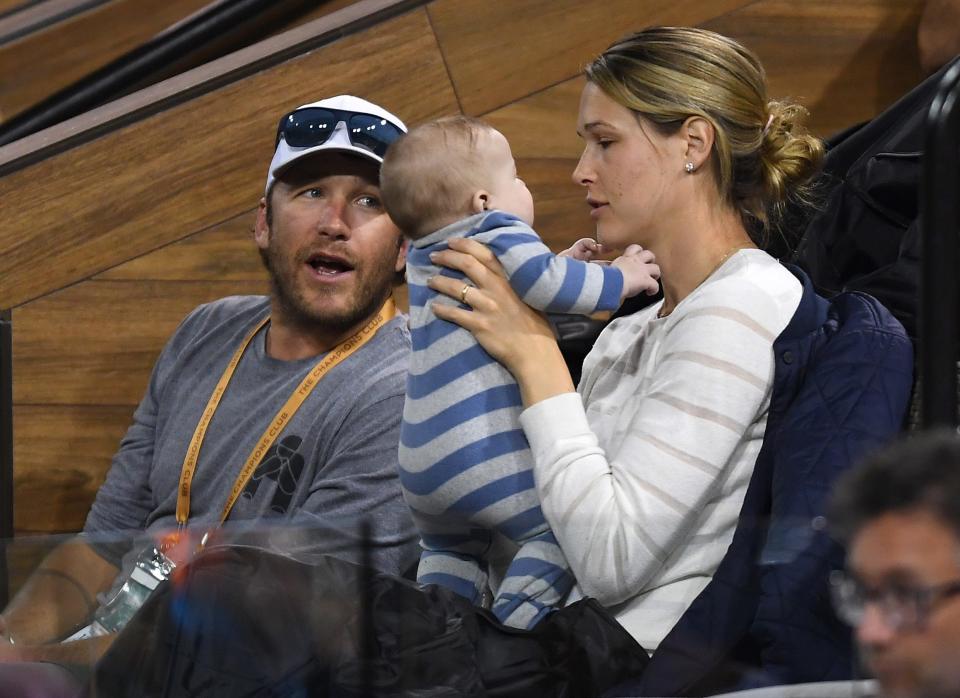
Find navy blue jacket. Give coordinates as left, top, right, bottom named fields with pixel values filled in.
left=611, top=266, right=914, bottom=696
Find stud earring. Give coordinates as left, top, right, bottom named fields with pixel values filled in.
left=684, top=162, right=696, bottom=174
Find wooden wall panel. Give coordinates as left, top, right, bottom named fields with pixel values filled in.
left=0, top=0, right=26, bottom=16
left=0, top=0, right=213, bottom=123
left=0, top=8, right=458, bottom=310
left=705, top=0, right=925, bottom=136
left=13, top=279, right=267, bottom=407
left=482, top=1, right=927, bottom=149
left=13, top=405, right=133, bottom=532
left=519, top=158, right=585, bottom=251
left=95, top=211, right=264, bottom=282
left=427, top=0, right=755, bottom=116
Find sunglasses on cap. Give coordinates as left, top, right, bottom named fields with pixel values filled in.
left=275, top=107, right=405, bottom=159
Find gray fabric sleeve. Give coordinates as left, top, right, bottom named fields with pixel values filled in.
left=81, top=372, right=161, bottom=567
left=81, top=309, right=199, bottom=567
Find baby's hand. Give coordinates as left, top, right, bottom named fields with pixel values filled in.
left=560, top=237, right=604, bottom=261
left=613, top=245, right=661, bottom=299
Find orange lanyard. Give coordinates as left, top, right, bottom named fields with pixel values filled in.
left=175, top=298, right=397, bottom=528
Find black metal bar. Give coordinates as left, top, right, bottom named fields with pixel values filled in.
left=920, top=60, right=960, bottom=428
left=0, top=309, right=13, bottom=608
left=0, top=0, right=322, bottom=146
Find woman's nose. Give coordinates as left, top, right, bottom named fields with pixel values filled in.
left=572, top=149, right=594, bottom=186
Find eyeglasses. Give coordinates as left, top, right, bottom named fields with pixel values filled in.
left=274, top=107, right=404, bottom=158
left=830, top=570, right=960, bottom=632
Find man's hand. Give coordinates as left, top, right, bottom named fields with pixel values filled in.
left=0, top=641, right=25, bottom=663
left=0, top=615, right=21, bottom=662
left=0, top=634, right=114, bottom=665
left=1, top=539, right=117, bottom=648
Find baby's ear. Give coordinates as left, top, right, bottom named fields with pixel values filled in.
left=471, top=190, right=490, bottom=214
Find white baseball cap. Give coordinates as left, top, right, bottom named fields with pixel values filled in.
left=265, top=95, right=407, bottom=193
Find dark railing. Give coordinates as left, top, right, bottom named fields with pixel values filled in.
left=0, top=0, right=323, bottom=146
left=920, top=60, right=960, bottom=428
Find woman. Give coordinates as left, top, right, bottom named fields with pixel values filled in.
left=428, top=25, right=824, bottom=653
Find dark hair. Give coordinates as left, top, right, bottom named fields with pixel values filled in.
left=829, top=429, right=960, bottom=543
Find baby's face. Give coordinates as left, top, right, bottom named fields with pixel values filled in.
left=480, top=129, right=535, bottom=226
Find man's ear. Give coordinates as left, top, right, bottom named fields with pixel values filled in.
left=395, top=237, right=409, bottom=274
left=682, top=116, right=715, bottom=171
left=254, top=196, right=270, bottom=250
left=470, top=190, right=490, bottom=214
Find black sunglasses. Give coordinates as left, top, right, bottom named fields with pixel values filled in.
left=275, top=107, right=404, bottom=159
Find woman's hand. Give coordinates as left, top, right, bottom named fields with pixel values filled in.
left=428, top=238, right=576, bottom=406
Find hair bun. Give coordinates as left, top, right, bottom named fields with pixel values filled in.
left=759, top=101, right=824, bottom=211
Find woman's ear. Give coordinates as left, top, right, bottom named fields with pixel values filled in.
left=682, top=116, right=715, bottom=172
left=471, top=190, right=490, bottom=214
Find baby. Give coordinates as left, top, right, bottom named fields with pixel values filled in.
left=380, top=115, right=659, bottom=629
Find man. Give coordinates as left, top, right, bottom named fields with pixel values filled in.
left=829, top=430, right=960, bottom=698
left=0, top=95, right=418, bottom=674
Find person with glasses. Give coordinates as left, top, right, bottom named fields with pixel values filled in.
left=829, top=431, right=960, bottom=698
left=0, top=95, right=418, bottom=683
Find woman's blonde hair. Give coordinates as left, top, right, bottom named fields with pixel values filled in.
left=585, top=26, right=824, bottom=244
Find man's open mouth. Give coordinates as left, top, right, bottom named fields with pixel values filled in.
left=306, top=253, right=354, bottom=277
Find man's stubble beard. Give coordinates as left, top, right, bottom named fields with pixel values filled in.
left=259, top=240, right=393, bottom=336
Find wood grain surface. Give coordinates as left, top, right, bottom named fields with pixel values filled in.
left=428, top=0, right=755, bottom=116
left=13, top=404, right=132, bottom=532
left=0, top=0, right=30, bottom=18
left=94, top=210, right=265, bottom=282
left=13, top=279, right=267, bottom=406
left=0, top=8, right=457, bottom=310
left=0, top=0, right=212, bottom=122
left=706, top=0, right=924, bottom=136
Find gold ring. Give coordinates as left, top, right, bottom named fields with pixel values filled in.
left=460, top=284, right=471, bottom=304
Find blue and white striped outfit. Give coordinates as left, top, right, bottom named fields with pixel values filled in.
left=400, top=210, right=624, bottom=629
